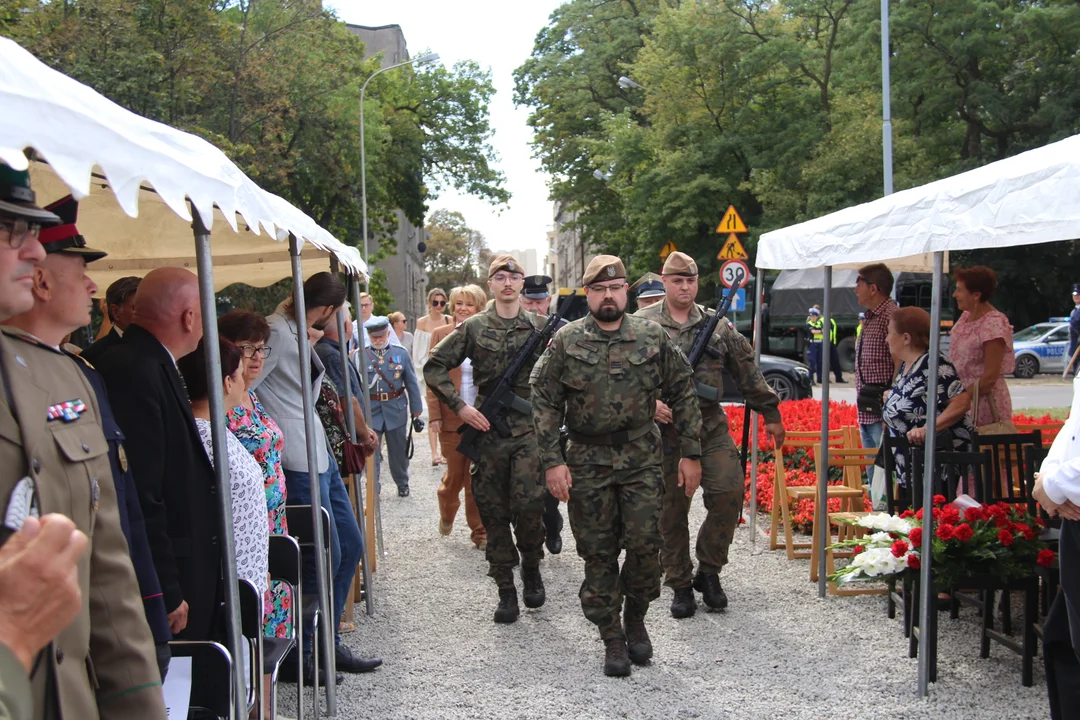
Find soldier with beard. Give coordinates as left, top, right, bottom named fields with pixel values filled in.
left=530, top=255, right=702, bottom=677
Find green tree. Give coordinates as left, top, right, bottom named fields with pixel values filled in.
left=422, top=209, right=490, bottom=291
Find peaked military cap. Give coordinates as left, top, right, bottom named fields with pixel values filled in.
left=629, top=272, right=665, bottom=299
left=661, top=251, right=698, bottom=277
left=0, top=162, right=61, bottom=225
left=38, top=195, right=108, bottom=262
left=488, top=254, right=524, bottom=278
left=582, top=255, right=626, bottom=286
left=364, top=316, right=391, bottom=334
left=522, top=275, right=554, bottom=299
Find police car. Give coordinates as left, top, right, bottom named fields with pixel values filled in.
left=1012, top=319, right=1070, bottom=378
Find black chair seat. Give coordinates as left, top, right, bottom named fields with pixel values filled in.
left=264, top=637, right=294, bottom=669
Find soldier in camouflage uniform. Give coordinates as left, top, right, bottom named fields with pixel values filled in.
left=636, top=251, right=785, bottom=617
left=425, top=255, right=548, bottom=624
left=531, top=255, right=703, bottom=677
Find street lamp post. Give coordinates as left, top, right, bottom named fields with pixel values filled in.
left=360, top=52, right=440, bottom=274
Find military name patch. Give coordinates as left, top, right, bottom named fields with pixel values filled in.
left=47, top=399, right=86, bottom=423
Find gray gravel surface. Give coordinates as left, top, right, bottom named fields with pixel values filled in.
left=278, top=431, right=1051, bottom=719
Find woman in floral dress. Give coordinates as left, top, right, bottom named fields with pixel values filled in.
left=882, top=307, right=975, bottom=488
left=948, top=266, right=1015, bottom=426
left=219, top=310, right=291, bottom=638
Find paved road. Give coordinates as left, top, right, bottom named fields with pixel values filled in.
left=814, top=376, right=1073, bottom=411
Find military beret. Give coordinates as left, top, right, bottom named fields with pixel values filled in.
left=522, top=275, right=553, bottom=299
left=582, top=255, right=626, bottom=286
left=38, top=195, right=107, bottom=262
left=661, top=251, right=698, bottom=277
left=488, top=254, right=524, bottom=278
left=364, top=316, right=391, bottom=334
left=630, top=272, right=665, bottom=299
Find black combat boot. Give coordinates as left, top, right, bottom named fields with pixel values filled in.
left=602, top=635, right=632, bottom=677
left=493, top=587, right=520, bottom=624
left=623, top=600, right=653, bottom=666
left=521, top=565, right=546, bottom=608
left=669, top=586, right=696, bottom=618
left=693, top=571, right=729, bottom=610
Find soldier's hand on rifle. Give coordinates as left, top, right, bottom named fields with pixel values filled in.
left=653, top=400, right=673, bottom=424
left=765, top=421, right=786, bottom=447
left=678, top=458, right=702, bottom=497
left=459, top=405, right=490, bottom=432
left=545, top=464, right=573, bottom=502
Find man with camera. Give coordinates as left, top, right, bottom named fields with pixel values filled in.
left=364, top=316, right=423, bottom=497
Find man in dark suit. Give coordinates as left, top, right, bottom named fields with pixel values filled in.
left=95, top=267, right=221, bottom=642
left=82, top=276, right=140, bottom=366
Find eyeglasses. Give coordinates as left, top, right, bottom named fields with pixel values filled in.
left=431, top=299, right=447, bottom=307
left=238, top=345, right=272, bottom=359
left=0, top=217, right=42, bottom=249
left=490, top=273, right=524, bottom=284
left=586, top=282, right=628, bottom=296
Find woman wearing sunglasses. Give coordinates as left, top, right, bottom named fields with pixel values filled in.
left=415, top=287, right=453, bottom=465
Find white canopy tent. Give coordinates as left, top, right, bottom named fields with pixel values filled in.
left=0, top=35, right=370, bottom=716
left=756, top=132, right=1080, bottom=697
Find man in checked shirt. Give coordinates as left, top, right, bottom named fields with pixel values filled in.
left=853, top=263, right=899, bottom=450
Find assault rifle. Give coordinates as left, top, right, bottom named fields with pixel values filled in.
left=684, top=266, right=747, bottom=402
left=457, top=291, right=577, bottom=462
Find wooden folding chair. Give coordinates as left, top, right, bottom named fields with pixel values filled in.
left=811, top=444, right=878, bottom=588
left=768, top=429, right=848, bottom=557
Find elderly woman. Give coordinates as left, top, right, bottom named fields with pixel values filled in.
left=217, top=310, right=291, bottom=639
left=429, top=284, right=488, bottom=549
left=949, top=266, right=1015, bottom=427
left=882, top=307, right=975, bottom=487
left=1034, top=360, right=1080, bottom=720
left=178, top=338, right=269, bottom=596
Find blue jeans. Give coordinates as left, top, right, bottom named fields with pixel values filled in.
left=860, top=422, right=884, bottom=451
left=283, top=456, right=363, bottom=657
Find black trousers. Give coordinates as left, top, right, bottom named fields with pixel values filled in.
left=1046, top=518, right=1080, bottom=720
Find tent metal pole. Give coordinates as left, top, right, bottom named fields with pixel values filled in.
left=349, top=278, right=385, bottom=558
left=330, top=259, right=375, bottom=617
left=881, top=0, right=894, bottom=196
left=917, top=250, right=944, bottom=697
left=818, top=266, right=833, bottom=599
left=288, top=234, right=337, bottom=716
left=192, top=206, right=246, bottom=720
left=749, top=268, right=765, bottom=540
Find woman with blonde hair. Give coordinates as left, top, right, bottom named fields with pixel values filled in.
left=428, top=284, right=488, bottom=548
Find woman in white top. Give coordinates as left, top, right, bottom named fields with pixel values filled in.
left=415, top=287, right=453, bottom=464
left=178, top=337, right=270, bottom=598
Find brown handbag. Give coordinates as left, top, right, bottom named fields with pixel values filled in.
left=342, top=440, right=369, bottom=475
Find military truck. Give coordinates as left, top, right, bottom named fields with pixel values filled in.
left=737, top=269, right=952, bottom=372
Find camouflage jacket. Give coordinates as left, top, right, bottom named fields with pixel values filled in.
left=530, top=313, right=703, bottom=471
left=424, top=303, right=544, bottom=437
left=636, top=300, right=781, bottom=434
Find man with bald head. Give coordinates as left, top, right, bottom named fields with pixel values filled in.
left=95, top=267, right=222, bottom=645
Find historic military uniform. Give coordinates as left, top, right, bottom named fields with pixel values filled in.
left=531, top=255, right=703, bottom=676
left=522, top=274, right=567, bottom=555
left=425, top=255, right=548, bottom=622
left=0, top=328, right=166, bottom=719
left=636, top=251, right=780, bottom=615
left=364, top=316, right=422, bottom=497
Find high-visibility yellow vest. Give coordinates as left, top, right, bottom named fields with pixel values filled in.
left=807, top=317, right=824, bottom=340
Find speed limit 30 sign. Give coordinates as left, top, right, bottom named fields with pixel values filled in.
left=720, top=259, right=750, bottom=288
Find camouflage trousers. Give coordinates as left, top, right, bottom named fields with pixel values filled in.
left=660, top=428, right=743, bottom=589
left=470, top=431, right=546, bottom=588
left=567, top=463, right=663, bottom=639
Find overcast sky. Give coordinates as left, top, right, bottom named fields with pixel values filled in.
left=331, top=0, right=565, bottom=263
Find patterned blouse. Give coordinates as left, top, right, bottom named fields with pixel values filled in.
left=195, top=419, right=269, bottom=596
left=227, top=391, right=291, bottom=637
left=882, top=353, right=974, bottom=487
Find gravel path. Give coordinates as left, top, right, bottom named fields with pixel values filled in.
left=279, top=430, right=1051, bottom=719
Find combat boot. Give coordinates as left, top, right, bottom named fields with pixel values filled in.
left=602, top=635, right=632, bottom=677
left=693, top=571, right=729, bottom=610
left=521, top=565, right=546, bottom=609
left=669, top=586, right=696, bottom=618
left=622, top=602, right=653, bottom=666
left=493, top=587, right=520, bottom=624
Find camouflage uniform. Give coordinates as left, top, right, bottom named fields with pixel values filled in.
left=530, top=313, right=702, bottom=638
left=635, top=300, right=780, bottom=588
left=424, top=305, right=547, bottom=588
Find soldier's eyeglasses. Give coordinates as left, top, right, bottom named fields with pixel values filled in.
left=586, top=282, right=627, bottom=296
left=491, top=273, right=524, bottom=284
left=0, top=218, right=42, bottom=249
left=239, top=345, right=272, bottom=359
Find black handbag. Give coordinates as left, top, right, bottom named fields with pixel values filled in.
left=856, top=383, right=889, bottom=416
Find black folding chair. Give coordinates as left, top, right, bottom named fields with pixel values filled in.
left=286, top=504, right=334, bottom=717
left=267, top=534, right=302, bottom=720
left=166, top=640, right=234, bottom=720
left=973, top=430, right=1042, bottom=510
left=237, top=579, right=262, bottom=719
